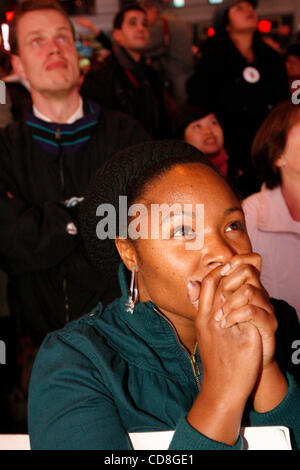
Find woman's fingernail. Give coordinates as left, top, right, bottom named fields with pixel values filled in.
left=214, top=308, right=223, bottom=322
left=221, top=317, right=227, bottom=328
left=220, top=263, right=231, bottom=276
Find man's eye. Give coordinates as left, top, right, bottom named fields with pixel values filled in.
left=32, top=38, right=42, bottom=46
left=225, top=221, right=245, bottom=232
left=174, top=225, right=196, bottom=239
left=57, top=35, right=69, bottom=43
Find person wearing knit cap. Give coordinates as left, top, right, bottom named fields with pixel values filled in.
left=213, top=0, right=258, bottom=36
left=173, top=103, right=228, bottom=177
left=28, top=140, right=300, bottom=450
left=186, top=0, right=290, bottom=199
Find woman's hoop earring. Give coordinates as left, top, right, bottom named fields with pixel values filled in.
left=125, top=267, right=138, bottom=314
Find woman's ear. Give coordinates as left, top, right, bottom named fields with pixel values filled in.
left=115, top=238, right=138, bottom=272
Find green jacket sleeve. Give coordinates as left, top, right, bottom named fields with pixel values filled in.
left=28, top=322, right=300, bottom=450
left=28, top=326, right=242, bottom=451
left=28, top=329, right=132, bottom=450
left=249, top=374, right=300, bottom=450
left=169, top=415, right=243, bottom=450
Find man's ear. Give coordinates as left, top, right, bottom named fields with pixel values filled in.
left=10, top=54, right=27, bottom=79
left=115, top=238, right=139, bottom=272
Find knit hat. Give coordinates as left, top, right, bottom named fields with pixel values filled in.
left=79, top=140, right=215, bottom=274
left=213, top=0, right=258, bottom=35
left=172, top=103, right=214, bottom=140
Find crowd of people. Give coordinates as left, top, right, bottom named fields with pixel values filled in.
left=0, top=0, right=299, bottom=450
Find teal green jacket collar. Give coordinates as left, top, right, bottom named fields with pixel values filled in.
left=116, top=262, right=193, bottom=350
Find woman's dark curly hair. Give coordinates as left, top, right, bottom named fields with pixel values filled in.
left=79, top=140, right=218, bottom=274
left=251, top=100, right=300, bottom=189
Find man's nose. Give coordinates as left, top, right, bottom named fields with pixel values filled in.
left=48, top=39, right=61, bottom=54
left=137, top=23, right=146, bottom=32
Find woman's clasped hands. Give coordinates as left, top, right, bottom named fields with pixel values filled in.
left=187, top=253, right=285, bottom=446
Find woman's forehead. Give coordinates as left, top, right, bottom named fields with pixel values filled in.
left=139, top=163, right=237, bottom=206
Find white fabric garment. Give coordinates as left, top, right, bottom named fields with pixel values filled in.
left=243, top=184, right=300, bottom=320
left=33, top=96, right=83, bottom=123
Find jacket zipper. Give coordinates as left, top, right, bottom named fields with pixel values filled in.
left=56, top=127, right=70, bottom=324
left=153, top=307, right=201, bottom=391
left=56, top=127, right=64, bottom=190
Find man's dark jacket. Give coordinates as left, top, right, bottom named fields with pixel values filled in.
left=0, top=100, right=149, bottom=344
left=81, top=44, right=170, bottom=139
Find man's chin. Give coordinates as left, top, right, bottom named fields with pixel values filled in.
left=33, top=81, right=78, bottom=97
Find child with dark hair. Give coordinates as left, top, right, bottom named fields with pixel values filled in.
left=173, top=103, right=228, bottom=177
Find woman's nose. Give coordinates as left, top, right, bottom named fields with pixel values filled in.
left=201, top=236, right=236, bottom=269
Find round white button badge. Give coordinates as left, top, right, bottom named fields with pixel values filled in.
left=66, top=222, right=78, bottom=235
left=243, top=66, right=260, bottom=84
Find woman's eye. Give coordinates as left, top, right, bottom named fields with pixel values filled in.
left=225, top=221, right=245, bottom=232
left=173, top=225, right=196, bottom=239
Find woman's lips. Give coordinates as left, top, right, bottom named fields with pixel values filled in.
left=46, top=60, right=67, bottom=71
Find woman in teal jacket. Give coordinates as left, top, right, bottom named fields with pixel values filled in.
left=28, top=140, right=300, bottom=450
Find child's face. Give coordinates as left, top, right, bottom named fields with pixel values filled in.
left=184, top=114, right=224, bottom=156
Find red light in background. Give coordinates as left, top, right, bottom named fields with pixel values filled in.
left=5, top=11, right=14, bottom=22
left=258, top=19, right=272, bottom=34
left=207, top=27, right=215, bottom=37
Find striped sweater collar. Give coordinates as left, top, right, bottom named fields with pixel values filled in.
left=25, top=100, right=101, bottom=155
